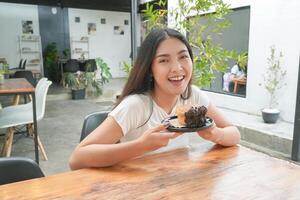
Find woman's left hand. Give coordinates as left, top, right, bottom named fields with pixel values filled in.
left=197, top=122, right=218, bottom=141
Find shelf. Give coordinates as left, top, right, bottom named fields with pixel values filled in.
left=72, top=40, right=88, bottom=43
left=71, top=36, right=90, bottom=59
left=21, top=51, right=40, bottom=53
left=74, top=51, right=89, bottom=54
left=19, top=35, right=44, bottom=75
left=21, top=39, right=39, bottom=42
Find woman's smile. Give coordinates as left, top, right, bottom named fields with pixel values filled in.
left=168, top=75, right=186, bottom=87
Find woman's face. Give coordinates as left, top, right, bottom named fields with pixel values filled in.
left=151, top=37, right=193, bottom=97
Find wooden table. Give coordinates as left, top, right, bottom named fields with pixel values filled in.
left=1, top=143, right=300, bottom=199
left=0, top=78, right=39, bottom=163
left=233, top=77, right=247, bottom=94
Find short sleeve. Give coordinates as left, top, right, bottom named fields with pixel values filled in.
left=231, top=65, right=238, bottom=75
left=188, top=85, right=210, bottom=108
left=109, top=94, right=150, bottom=136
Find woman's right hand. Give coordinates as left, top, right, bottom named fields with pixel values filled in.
left=137, top=125, right=181, bottom=152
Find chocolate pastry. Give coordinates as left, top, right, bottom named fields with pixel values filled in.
left=184, top=106, right=207, bottom=128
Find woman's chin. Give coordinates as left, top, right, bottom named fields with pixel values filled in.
left=168, top=88, right=187, bottom=96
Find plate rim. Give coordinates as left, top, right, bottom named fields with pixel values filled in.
left=162, top=116, right=213, bottom=133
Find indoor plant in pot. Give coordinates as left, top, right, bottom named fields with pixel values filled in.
left=95, top=57, right=112, bottom=85
left=64, top=58, right=112, bottom=100
left=0, top=70, right=5, bottom=84
left=64, top=71, right=86, bottom=100
left=261, top=46, right=287, bottom=123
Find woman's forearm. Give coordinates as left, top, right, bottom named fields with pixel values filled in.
left=69, top=140, right=147, bottom=170
left=210, top=126, right=240, bottom=146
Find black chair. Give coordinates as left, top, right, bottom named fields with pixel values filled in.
left=83, top=59, right=97, bottom=72
left=63, top=59, right=79, bottom=73
left=14, top=70, right=36, bottom=87
left=80, top=111, right=109, bottom=142
left=0, top=157, right=45, bottom=185
left=9, top=59, right=24, bottom=70
left=21, top=59, right=27, bottom=70
left=18, top=59, right=23, bottom=69
left=78, top=60, right=86, bottom=72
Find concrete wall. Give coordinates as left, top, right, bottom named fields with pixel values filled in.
left=0, top=3, right=39, bottom=68
left=68, top=8, right=131, bottom=78
left=168, top=0, right=300, bottom=123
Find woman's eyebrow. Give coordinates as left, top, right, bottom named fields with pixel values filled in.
left=155, top=53, right=169, bottom=58
left=155, top=49, right=188, bottom=58
left=178, top=49, right=188, bottom=54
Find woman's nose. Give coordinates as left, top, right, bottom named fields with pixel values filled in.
left=170, top=59, right=183, bottom=72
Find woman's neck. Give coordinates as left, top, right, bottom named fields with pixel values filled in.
left=151, top=89, right=179, bottom=114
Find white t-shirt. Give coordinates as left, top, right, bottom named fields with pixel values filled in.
left=231, top=64, right=245, bottom=78
left=109, top=85, right=210, bottom=152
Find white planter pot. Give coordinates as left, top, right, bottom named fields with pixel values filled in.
left=0, top=74, right=4, bottom=85
left=261, top=108, right=280, bottom=124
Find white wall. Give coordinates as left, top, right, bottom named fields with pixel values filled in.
left=68, top=9, right=131, bottom=78
left=0, top=3, right=39, bottom=68
left=168, top=0, right=300, bottom=123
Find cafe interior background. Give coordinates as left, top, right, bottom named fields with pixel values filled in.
left=0, top=0, right=299, bottom=173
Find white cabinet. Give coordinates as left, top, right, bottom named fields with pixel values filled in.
left=19, top=35, right=44, bottom=76
left=70, top=37, right=90, bottom=60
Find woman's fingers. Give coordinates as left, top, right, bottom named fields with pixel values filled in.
left=160, top=131, right=182, bottom=139
left=149, top=124, right=167, bottom=133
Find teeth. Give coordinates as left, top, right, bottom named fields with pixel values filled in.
left=169, top=76, right=184, bottom=81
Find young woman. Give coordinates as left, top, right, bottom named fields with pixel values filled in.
left=69, top=28, right=240, bottom=170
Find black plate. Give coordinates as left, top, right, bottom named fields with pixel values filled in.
left=161, top=116, right=213, bottom=132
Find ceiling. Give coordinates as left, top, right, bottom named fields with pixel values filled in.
left=0, top=0, right=132, bottom=12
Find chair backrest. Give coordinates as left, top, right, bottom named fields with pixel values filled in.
left=84, top=59, right=97, bottom=72
left=35, top=78, right=52, bottom=121
left=14, top=70, right=36, bottom=87
left=0, top=157, right=44, bottom=185
left=63, top=59, right=79, bottom=73
left=80, top=110, right=109, bottom=142
left=18, top=59, right=23, bottom=69
left=21, top=59, right=27, bottom=69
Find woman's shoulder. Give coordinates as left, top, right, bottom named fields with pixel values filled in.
left=118, top=93, right=151, bottom=109
left=110, top=93, right=151, bottom=120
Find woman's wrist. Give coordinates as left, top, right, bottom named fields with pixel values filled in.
left=210, top=127, right=224, bottom=144
left=134, top=137, right=153, bottom=153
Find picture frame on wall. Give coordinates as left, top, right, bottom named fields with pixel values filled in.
left=75, top=17, right=80, bottom=23
left=22, top=20, right=33, bottom=34
left=114, top=26, right=124, bottom=35
left=101, top=18, right=106, bottom=24
left=88, top=23, right=96, bottom=35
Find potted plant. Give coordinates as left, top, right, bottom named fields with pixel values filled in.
left=44, top=42, right=59, bottom=82
left=261, top=46, right=287, bottom=123
left=95, top=57, right=112, bottom=85
left=0, top=70, right=5, bottom=84
left=64, top=71, right=86, bottom=99
left=64, top=58, right=112, bottom=100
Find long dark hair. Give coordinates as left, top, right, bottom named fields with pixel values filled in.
left=115, top=28, right=194, bottom=107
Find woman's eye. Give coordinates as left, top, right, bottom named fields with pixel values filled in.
left=158, top=59, right=168, bottom=63
left=180, top=55, right=189, bottom=59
